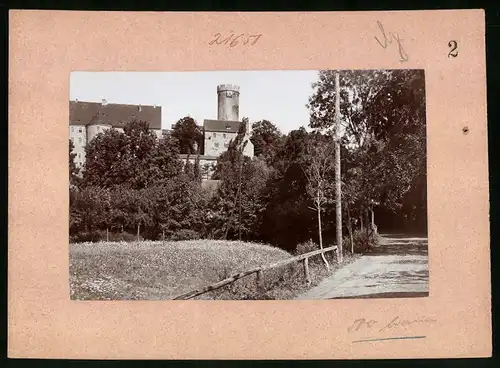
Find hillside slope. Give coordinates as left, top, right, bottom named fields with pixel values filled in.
left=70, top=240, right=296, bottom=300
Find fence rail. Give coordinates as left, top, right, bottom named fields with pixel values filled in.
left=172, top=245, right=338, bottom=300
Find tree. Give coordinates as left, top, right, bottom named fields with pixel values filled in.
left=69, top=186, right=108, bottom=235
left=209, top=118, right=274, bottom=241
left=250, top=119, right=283, bottom=164
left=258, top=127, right=317, bottom=251
left=83, top=120, right=182, bottom=189
left=212, top=120, right=248, bottom=239
left=171, top=116, right=203, bottom=154
left=308, top=69, right=426, bottom=234
left=308, top=69, right=393, bottom=145
left=300, top=134, right=335, bottom=269
left=121, top=120, right=164, bottom=189
left=150, top=135, right=184, bottom=183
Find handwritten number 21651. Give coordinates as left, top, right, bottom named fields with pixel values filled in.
left=448, top=40, right=458, bottom=58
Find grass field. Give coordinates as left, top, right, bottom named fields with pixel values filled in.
left=69, top=239, right=354, bottom=300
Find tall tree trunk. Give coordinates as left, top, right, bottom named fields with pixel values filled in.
left=370, top=206, right=378, bottom=235
left=137, top=223, right=140, bottom=241
left=347, top=205, right=354, bottom=254
left=238, top=155, right=243, bottom=241
left=317, top=205, right=330, bottom=270
left=334, top=71, right=343, bottom=263
left=106, top=227, right=109, bottom=242
left=360, top=214, right=364, bottom=232
left=365, top=210, right=370, bottom=235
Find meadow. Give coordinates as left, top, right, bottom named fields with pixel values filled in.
left=69, top=239, right=353, bottom=300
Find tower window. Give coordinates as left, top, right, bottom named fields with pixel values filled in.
left=78, top=128, right=82, bottom=133
left=78, top=137, right=82, bottom=144
left=71, top=127, right=74, bottom=133
left=223, top=133, right=226, bottom=138
left=213, top=132, right=217, bottom=138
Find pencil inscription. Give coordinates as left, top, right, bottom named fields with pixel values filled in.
left=347, top=316, right=437, bottom=333
left=209, top=32, right=263, bottom=47
left=374, top=21, right=409, bottom=62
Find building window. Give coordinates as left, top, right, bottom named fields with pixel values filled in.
left=79, top=128, right=82, bottom=133
left=71, top=127, right=74, bottom=132
left=78, top=137, right=82, bottom=144
left=223, top=133, right=226, bottom=138
left=213, top=132, right=217, bottom=138
left=78, top=153, right=81, bottom=158
left=214, top=142, right=220, bottom=149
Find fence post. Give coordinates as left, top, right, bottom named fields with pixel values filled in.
left=256, top=270, right=264, bottom=292
left=303, top=258, right=311, bottom=285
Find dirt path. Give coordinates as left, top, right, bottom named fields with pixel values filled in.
left=295, top=234, right=429, bottom=300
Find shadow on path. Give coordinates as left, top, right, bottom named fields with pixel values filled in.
left=368, top=235, right=428, bottom=256
left=295, top=233, right=429, bottom=300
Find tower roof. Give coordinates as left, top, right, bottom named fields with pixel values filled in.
left=217, top=84, right=240, bottom=93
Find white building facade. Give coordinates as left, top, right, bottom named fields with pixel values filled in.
left=69, top=100, right=162, bottom=168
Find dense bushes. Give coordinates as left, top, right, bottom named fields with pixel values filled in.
left=70, top=230, right=138, bottom=244
left=343, top=229, right=380, bottom=254
left=169, top=229, right=201, bottom=241
left=294, top=239, right=318, bottom=256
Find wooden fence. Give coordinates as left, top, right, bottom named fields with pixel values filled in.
left=172, top=245, right=338, bottom=300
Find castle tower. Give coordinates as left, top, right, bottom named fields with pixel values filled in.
left=217, top=84, right=240, bottom=121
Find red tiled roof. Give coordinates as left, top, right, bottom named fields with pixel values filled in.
left=69, top=101, right=161, bottom=129
left=203, top=119, right=241, bottom=133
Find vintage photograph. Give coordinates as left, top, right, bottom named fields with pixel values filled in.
left=69, top=69, right=428, bottom=300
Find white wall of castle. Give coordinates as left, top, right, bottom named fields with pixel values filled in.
left=203, top=124, right=254, bottom=158
left=204, top=131, right=237, bottom=156
left=69, top=125, right=87, bottom=168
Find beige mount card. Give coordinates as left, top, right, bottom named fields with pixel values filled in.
left=8, top=9, right=490, bottom=359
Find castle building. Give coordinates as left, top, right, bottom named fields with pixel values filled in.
left=178, top=84, right=254, bottom=179
left=69, top=84, right=253, bottom=180
left=69, top=99, right=162, bottom=168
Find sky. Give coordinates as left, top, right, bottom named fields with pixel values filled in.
left=70, top=70, right=319, bottom=133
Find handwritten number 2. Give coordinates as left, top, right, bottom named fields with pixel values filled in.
left=448, top=40, right=458, bottom=58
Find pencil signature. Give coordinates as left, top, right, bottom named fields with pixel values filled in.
left=347, top=316, right=437, bottom=333
left=374, top=21, right=409, bottom=62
